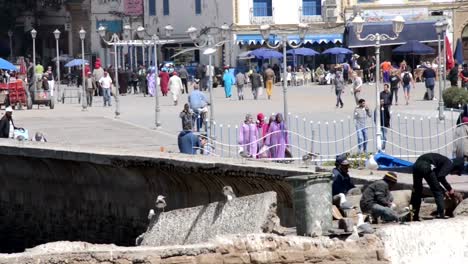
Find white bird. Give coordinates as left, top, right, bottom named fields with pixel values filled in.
left=346, top=226, right=360, bottom=242
left=222, top=186, right=236, bottom=201
left=147, top=209, right=155, bottom=221
left=338, top=193, right=354, bottom=210
left=365, top=155, right=379, bottom=170
left=155, top=195, right=166, bottom=212
left=356, top=213, right=374, bottom=234
left=239, top=151, right=250, bottom=159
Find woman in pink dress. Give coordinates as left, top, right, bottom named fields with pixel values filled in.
left=265, top=113, right=288, bottom=159
left=238, top=114, right=258, bottom=157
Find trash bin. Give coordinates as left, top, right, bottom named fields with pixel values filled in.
left=285, top=173, right=332, bottom=236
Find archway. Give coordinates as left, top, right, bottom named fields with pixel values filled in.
left=463, top=24, right=468, bottom=64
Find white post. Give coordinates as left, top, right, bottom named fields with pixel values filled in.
left=114, top=43, right=120, bottom=117
left=282, top=35, right=288, bottom=124
left=438, top=33, right=445, bottom=120
left=375, top=34, right=382, bottom=151
left=81, top=37, right=87, bottom=110
left=154, top=40, right=161, bottom=128
left=55, top=38, right=60, bottom=102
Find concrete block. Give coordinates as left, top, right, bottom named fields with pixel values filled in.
left=454, top=198, right=468, bottom=216
left=223, top=252, right=251, bottom=264
left=276, top=250, right=305, bottom=263
left=161, top=256, right=196, bottom=264
left=195, top=253, right=223, bottom=264
left=249, top=251, right=279, bottom=264
left=141, top=192, right=278, bottom=247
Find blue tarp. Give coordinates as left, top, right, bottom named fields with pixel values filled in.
left=374, top=152, right=414, bottom=173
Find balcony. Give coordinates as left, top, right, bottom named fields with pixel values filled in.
left=298, top=6, right=323, bottom=23
left=249, top=7, right=274, bottom=25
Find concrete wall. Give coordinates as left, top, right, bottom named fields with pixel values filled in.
left=0, top=142, right=316, bottom=253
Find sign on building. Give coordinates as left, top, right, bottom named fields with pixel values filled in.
left=124, top=0, right=143, bottom=16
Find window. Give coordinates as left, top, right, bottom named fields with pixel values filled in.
left=163, top=0, right=169, bottom=15
left=302, top=0, right=321, bottom=16
left=253, top=0, right=272, bottom=17
left=149, top=0, right=156, bottom=16
left=195, top=0, right=201, bottom=15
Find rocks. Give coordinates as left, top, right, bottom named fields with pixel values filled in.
left=338, top=218, right=355, bottom=233
left=453, top=198, right=468, bottom=216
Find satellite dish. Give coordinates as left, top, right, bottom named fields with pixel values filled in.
left=203, top=47, right=217, bottom=55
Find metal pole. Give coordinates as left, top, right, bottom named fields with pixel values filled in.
left=438, top=33, right=445, bottom=120
left=33, top=37, right=37, bottom=93
left=114, top=43, right=120, bottom=117
left=134, top=45, right=138, bottom=69
left=442, top=30, right=447, bottom=90
left=154, top=40, right=161, bottom=128
left=209, top=53, right=214, bottom=139
left=142, top=45, right=146, bottom=66
left=122, top=47, right=125, bottom=69
left=282, top=35, right=288, bottom=124
left=56, top=38, right=61, bottom=102
left=129, top=45, right=133, bottom=71
left=375, top=35, right=382, bottom=151
left=81, top=38, right=87, bottom=110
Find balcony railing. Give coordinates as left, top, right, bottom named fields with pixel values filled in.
left=249, top=7, right=274, bottom=25
left=298, top=6, right=323, bottom=23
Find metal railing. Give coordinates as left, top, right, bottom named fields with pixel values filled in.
left=249, top=7, right=274, bottom=24
left=298, top=6, right=323, bottom=23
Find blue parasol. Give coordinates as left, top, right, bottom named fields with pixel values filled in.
left=321, top=47, right=353, bottom=55
left=65, top=59, right=89, bottom=67
left=392, top=40, right=435, bottom=55
left=286, top=48, right=319, bottom=56
left=0, top=58, right=16, bottom=71
left=249, top=48, right=283, bottom=59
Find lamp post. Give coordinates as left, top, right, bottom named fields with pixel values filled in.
left=7, top=30, right=13, bottom=61
left=53, top=29, right=61, bottom=103
left=259, top=23, right=309, bottom=124
left=352, top=15, right=405, bottom=152
left=123, top=24, right=133, bottom=71
left=99, top=25, right=175, bottom=121
left=31, top=29, right=37, bottom=93
left=435, top=20, right=449, bottom=121
left=186, top=23, right=230, bottom=139
left=79, top=27, right=87, bottom=111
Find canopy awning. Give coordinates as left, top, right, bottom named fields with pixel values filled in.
left=235, top=33, right=343, bottom=45
left=345, top=20, right=438, bottom=48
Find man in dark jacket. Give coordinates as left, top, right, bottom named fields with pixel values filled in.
left=0, top=106, right=15, bottom=138
left=332, top=154, right=357, bottom=196
left=411, top=153, right=464, bottom=220
left=448, top=63, right=459, bottom=87
left=360, top=172, right=399, bottom=223
left=178, top=130, right=201, bottom=154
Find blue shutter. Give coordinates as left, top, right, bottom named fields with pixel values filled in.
left=253, top=0, right=272, bottom=17
left=303, top=0, right=320, bottom=16
left=195, top=0, right=201, bottom=14
left=149, top=0, right=156, bottom=16
left=316, top=0, right=321, bottom=16
left=163, top=0, right=169, bottom=15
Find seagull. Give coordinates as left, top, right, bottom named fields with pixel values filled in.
left=147, top=209, right=155, bottom=221
left=365, top=155, right=379, bottom=170
left=302, top=152, right=318, bottom=162
left=338, top=193, right=354, bottom=210
left=222, top=186, right=236, bottom=201
left=155, top=195, right=166, bottom=212
left=345, top=226, right=360, bottom=242
left=356, top=213, right=374, bottom=234
left=239, top=151, right=251, bottom=159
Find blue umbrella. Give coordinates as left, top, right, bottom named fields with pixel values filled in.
left=321, top=47, right=353, bottom=55
left=392, top=40, right=435, bottom=55
left=286, top=48, right=319, bottom=56
left=249, top=48, right=283, bottom=59
left=0, top=58, right=16, bottom=71
left=65, top=59, right=89, bottom=67
left=454, top=38, right=464, bottom=65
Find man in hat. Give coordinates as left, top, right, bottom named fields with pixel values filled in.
left=360, top=172, right=399, bottom=223
left=332, top=154, right=359, bottom=196
left=85, top=72, right=96, bottom=107
left=0, top=106, right=16, bottom=138
left=169, top=72, right=183, bottom=106
left=411, top=153, right=464, bottom=220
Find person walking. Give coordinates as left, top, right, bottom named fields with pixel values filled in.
left=93, top=60, right=104, bottom=96
left=239, top=114, right=259, bottom=158
left=401, top=68, right=414, bottom=105
left=235, top=71, right=246, bottom=100
left=354, top=99, right=371, bottom=153
left=222, top=69, right=234, bottom=98
left=251, top=71, right=263, bottom=100
left=360, top=172, right=400, bottom=223
left=389, top=70, right=400, bottom=105
left=410, top=153, right=464, bottom=220
left=137, top=65, right=147, bottom=96
left=178, top=65, right=189, bottom=94
left=130, top=70, right=139, bottom=94
left=448, top=63, right=459, bottom=87
left=179, top=103, right=193, bottom=131
left=422, top=65, right=436, bottom=100
left=169, top=72, right=183, bottom=106
left=334, top=69, right=345, bottom=108
left=351, top=72, right=362, bottom=105
left=0, top=106, right=16, bottom=138
left=147, top=68, right=156, bottom=97
left=264, top=67, right=275, bottom=99
left=84, top=72, right=96, bottom=107
left=159, top=68, right=170, bottom=96
left=99, top=71, right=113, bottom=107
left=378, top=86, right=391, bottom=151
left=118, top=68, right=128, bottom=95
left=265, top=113, right=289, bottom=160
left=380, top=60, right=392, bottom=83
left=196, top=64, right=206, bottom=90
left=188, top=84, right=209, bottom=132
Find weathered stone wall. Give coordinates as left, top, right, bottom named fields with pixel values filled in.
left=0, top=234, right=389, bottom=264
left=0, top=143, right=322, bottom=253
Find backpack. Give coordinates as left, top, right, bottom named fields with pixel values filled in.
left=402, top=72, right=411, bottom=85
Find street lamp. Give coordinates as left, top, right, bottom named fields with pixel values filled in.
left=260, top=23, right=309, bottom=124
left=98, top=25, right=121, bottom=117
left=186, top=24, right=231, bottom=139
left=31, top=29, right=37, bottom=93
left=435, top=20, right=449, bottom=121
left=79, top=27, right=87, bottom=111
left=7, top=30, right=13, bottom=61
left=53, top=29, right=61, bottom=103
left=136, top=25, right=175, bottom=128
left=352, top=15, right=405, bottom=152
